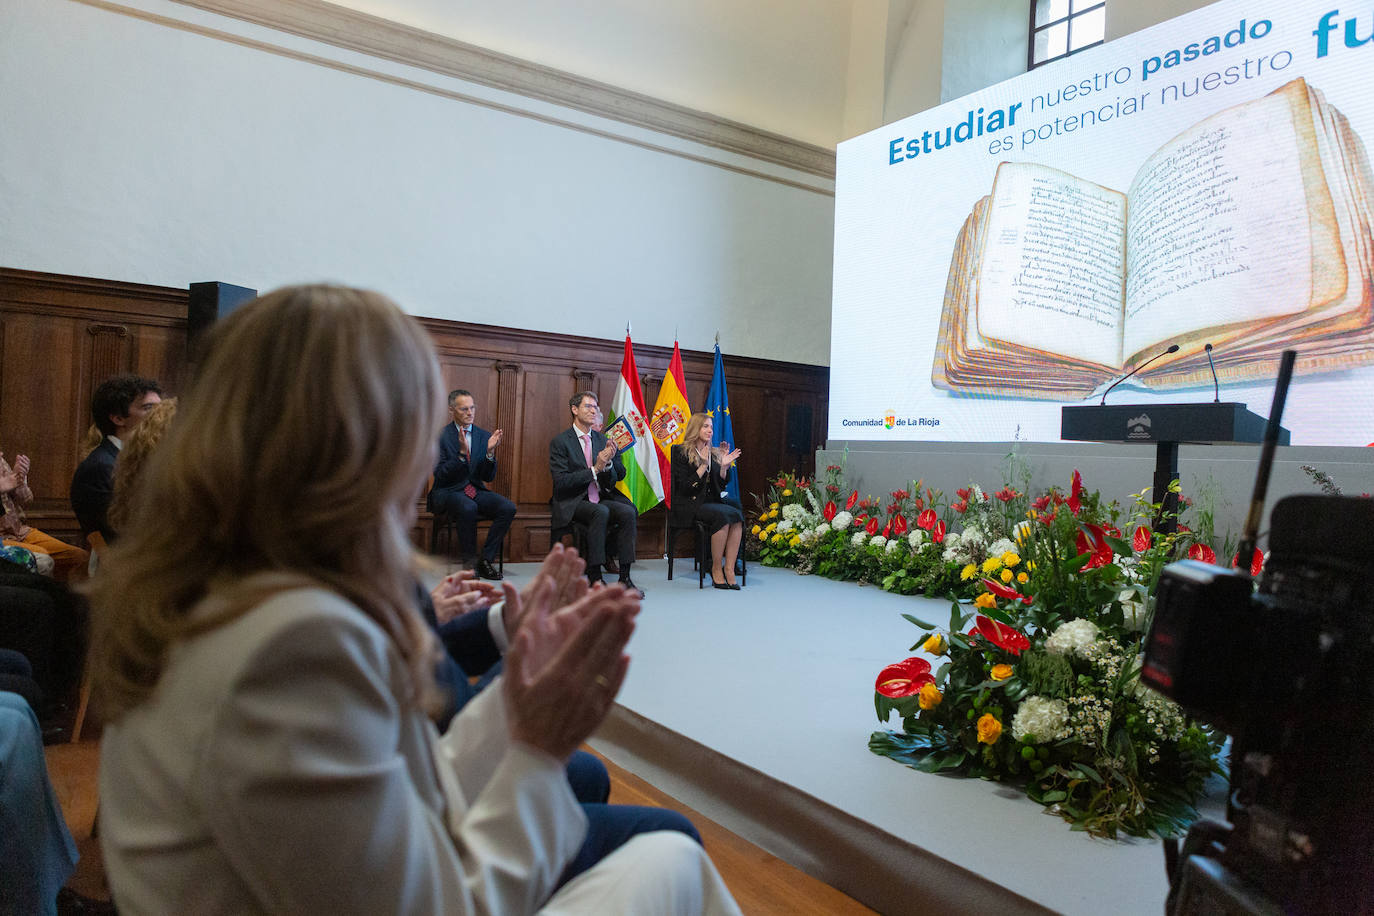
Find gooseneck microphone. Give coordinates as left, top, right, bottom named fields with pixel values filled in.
left=1204, top=343, right=1220, bottom=402
left=1100, top=344, right=1180, bottom=405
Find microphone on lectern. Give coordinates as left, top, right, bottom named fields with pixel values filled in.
left=1205, top=343, right=1221, bottom=402
left=1099, top=344, right=1180, bottom=405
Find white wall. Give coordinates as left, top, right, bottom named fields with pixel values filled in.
left=331, top=0, right=855, bottom=148
left=0, top=0, right=834, bottom=364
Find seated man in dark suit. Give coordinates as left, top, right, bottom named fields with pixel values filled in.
left=427, top=389, right=516, bottom=580
left=549, top=391, right=642, bottom=596
left=69, top=374, right=163, bottom=542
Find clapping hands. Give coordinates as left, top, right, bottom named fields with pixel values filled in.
left=429, top=571, right=501, bottom=625
left=712, top=443, right=741, bottom=468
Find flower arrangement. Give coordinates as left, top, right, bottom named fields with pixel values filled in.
left=869, top=471, right=1227, bottom=838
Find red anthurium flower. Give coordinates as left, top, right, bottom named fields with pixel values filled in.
left=982, top=578, right=1021, bottom=600
left=846, top=490, right=859, bottom=511
left=882, top=520, right=892, bottom=538
left=1031, top=495, right=1051, bottom=512
left=916, top=509, right=937, bottom=530
left=1232, top=547, right=1264, bottom=576
left=1075, top=523, right=1113, bottom=569
left=952, top=499, right=969, bottom=513
left=974, top=615, right=1031, bottom=656
left=1068, top=469, right=1084, bottom=515
left=994, top=487, right=1019, bottom=502
left=1187, top=543, right=1217, bottom=564
left=875, top=657, right=935, bottom=697
left=822, top=501, right=837, bottom=521
left=1133, top=526, right=1152, bottom=553
left=865, top=517, right=880, bottom=535
left=892, top=514, right=908, bottom=536
left=931, top=520, right=946, bottom=544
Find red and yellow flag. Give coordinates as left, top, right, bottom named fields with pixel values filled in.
left=648, top=341, right=691, bottom=506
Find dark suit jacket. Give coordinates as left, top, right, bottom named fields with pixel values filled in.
left=428, top=424, right=498, bottom=511
left=668, top=444, right=728, bottom=527
left=548, top=427, right=628, bottom=528
left=70, top=437, right=119, bottom=540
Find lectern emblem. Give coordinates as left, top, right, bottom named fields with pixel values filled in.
left=1127, top=414, right=1152, bottom=439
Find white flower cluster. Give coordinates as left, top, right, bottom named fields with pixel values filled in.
left=1045, top=619, right=1101, bottom=658
left=850, top=531, right=868, bottom=547
left=1011, top=696, right=1071, bottom=744
left=960, top=524, right=987, bottom=547
left=781, top=503, right=807, bottom=521
left=869, top=535, right=887, bottom=549
left=988, top=537, right=1017, bottom=559
left=1117, top=588, right=1148, bottom=632
left=1067, top=693, right=1113, bottom=745
left=884, top=538, right=902, bottom=554
left=907, top=529, right=928, bottom=550
left=831, top=510, right=853, bottom=530
left=972, top=484, right=987, bottom=502
left=1133, top=682, right=1188, bottom=745
left=812, top=522, right=831, bottom=538
left=776, top=519, right=794, bottom=533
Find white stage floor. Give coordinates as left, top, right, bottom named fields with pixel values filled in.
left=497, top=559, right=1216, bottom=915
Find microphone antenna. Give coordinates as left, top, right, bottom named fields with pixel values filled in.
left=1100, top=344, right=1180, bottom=405
left=1205, top=343, right=1220, bottom=403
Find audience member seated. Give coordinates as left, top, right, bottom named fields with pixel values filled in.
left=427, top=389, right=515, bottom=580
left=90, top=285, right=740, bottom=914
left=0, top=564, right=88, bottom=723
left=0, top=690, right=80, bottom=915
left=669, top=413, right=744, bottom=589
left=70, top=375, right=163, bottom=542
left=549, top=391, right=643, bottom=596
left=107, top=398, right=179, bottom=534
left=1, top=450, right=88, bottom=581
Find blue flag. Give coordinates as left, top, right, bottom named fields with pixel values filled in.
left=704, top=343, right=739, bottom=504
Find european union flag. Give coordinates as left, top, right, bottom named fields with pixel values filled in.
left=704, top=343, right=739, bottom=504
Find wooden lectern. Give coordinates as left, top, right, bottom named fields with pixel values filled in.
left=1061, top=403, right=1290, bottom=533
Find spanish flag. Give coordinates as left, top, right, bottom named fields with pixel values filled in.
left=648, top=340, right=690, bottom=507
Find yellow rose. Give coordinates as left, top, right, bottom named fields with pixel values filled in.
left=782, top=489, right=792, bottom=496
left=1002, top=552, right=1020, bottom=567
left=990, top=664, right=1013, bottom=681
left=770, top=502, right=780, bottom=510
left=757, top=530, right=768, bottom=540
left=789, top=535, right=801, bottom=547
left=999, top=568, right=1014, bottom=584
left=974, top=593, right=997, bottom=609
left=1017, top=571, right=1029, bottom=584
left=918, top=683, right=943, bottom=710
left=977, top=713, right=1003, bottom=745
left=960, top=563, right=977, bottom=581
left=769, top=509, right=779, bottom=519
left=981, top=556, right=1002, bottom=574
left=771, top=534, right=783, bottom=545
left=766, top=521, right=778, bottom=532
left=751, top=524, right=762, bottom=535
left=921, top=633, right=946, bottom=655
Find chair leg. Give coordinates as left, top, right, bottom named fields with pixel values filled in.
left=696, top=524, right=709, bottom=589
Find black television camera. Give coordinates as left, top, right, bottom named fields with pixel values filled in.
left=1143, top=494, right=1374, bottom=915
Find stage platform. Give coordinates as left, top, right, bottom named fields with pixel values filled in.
left=495, top=559, right=1216, bottom=915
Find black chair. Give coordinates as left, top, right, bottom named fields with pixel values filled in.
left=665, top=519, right=747, bottom=588
left=548, top=500, right=591, bottom=560
left=432, top=514, right=506, bottom=576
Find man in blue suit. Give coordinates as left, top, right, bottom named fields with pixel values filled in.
left=428, top=389, right=516, bottom=580
left=70, top=374, right=163, bottom=542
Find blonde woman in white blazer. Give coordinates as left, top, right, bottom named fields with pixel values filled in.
left=89, top=285, right=741, bottom=916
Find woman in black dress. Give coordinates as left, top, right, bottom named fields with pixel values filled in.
left=669, top=412, right=743, bottom=589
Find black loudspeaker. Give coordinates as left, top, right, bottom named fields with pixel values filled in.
left=188, top=281, right=257, bottom=357
left=785, top=404, right=812, bottom=454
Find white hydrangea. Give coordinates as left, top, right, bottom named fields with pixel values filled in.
left=960, top=524, right=986, bottom=547
left=988, top=538, right=1017, bottom=559
left=782, top=503, right=806, bottom=521
left=885, top=538, right=902, bottom=554
left=812, top=522, right=831, bottom=538
left=1045, top=619, right=1102, bottom=657
left=831, top=511, right=853, bottom=530
left=850, top=531, right=868, bottom=547
left=776, top=519, right=794, bottom=533
left=869, top=535, right=887, bottom=549
left=907, top=529, right=928, bottom=549
left=1011, top=696, right=1071, bottom=743
left=1117, top=589, right=1148, bottom=632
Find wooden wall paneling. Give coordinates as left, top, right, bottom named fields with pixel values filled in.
left=492, top=361, right=520, bottom=498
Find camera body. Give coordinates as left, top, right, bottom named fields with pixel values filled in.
left=1143, top=495, right=1374, bottom=915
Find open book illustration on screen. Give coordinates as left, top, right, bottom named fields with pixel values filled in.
left=932, top=77, right=1374, bottom=400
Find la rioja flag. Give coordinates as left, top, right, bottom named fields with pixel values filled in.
left=608, top=332, right=664, bottom=513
